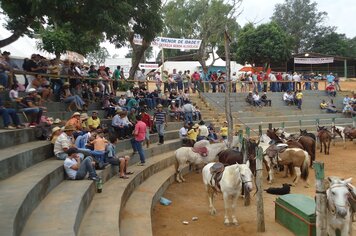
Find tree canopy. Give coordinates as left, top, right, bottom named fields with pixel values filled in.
left=0, top=0, right=163, bottom=66
left=162, top=0, right=241, bottom=71
left=271, top=0, right=334, bottom=53
left=235, top=22, right=292, bottom=66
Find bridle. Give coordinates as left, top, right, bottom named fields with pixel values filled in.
left=327, top=184, right=351, bottom=216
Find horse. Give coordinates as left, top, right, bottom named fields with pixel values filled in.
left=202, top=162, right=254, bottom=225
left=326, top=176, right=355, bottom=236
left=297, top=136, right=316, bottom=167
left=175, top=141, right=227, bottom=182
left=344, top=126, right=356, bottom=141
left=331, top=126, right=347, bottom=149
left=300, top=129, right=316, bottom=141
left=266, top=128, right=284, bottom=144
left=275, top=128, right=300, bottom=140
left=276, top=148, right=310, bottom=187
left=317, top=126, right=332, bottom=155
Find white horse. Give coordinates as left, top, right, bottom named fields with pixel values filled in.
left=326, top=176, right=355, bottom=236
left=331, top=126, right=347, bottom=149
left=175, top=141, right=227, bottom=182
left=202, top=162, right=254, bottom=225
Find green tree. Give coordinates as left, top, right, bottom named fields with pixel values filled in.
left=310, top=32, right=349, bottom=57
left=235, top=22, right=292, bottom=67
left=271, top=0, right=334, bottom=53
left=86, top=47, right=110, bottom=66
left=163, top=0, right=241, bottom=72
left=1, top=0, right=163, bottom=69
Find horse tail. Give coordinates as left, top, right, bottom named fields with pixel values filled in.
left=301, top=152, right=310, bottom=181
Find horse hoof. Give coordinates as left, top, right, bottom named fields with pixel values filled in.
left=233, top=220, right=239, bottom=226
left=224, top=220, right=230, bottom=225
left=210, top=209, right=217, bottom=215
left=304, top=184, right=310, bottom=188
left=291, top=183, right=296, bottom=187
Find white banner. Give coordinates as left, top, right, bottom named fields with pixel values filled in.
left=134, top=35, right=202, bottom=50
left=294, top=57, right=334, bottom=64
left=139, top=63, right=159, bottom=70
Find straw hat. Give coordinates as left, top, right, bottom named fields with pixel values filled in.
left=193, top=124, right=199, bottom=129
left=63, top=82, right=70, bottom=86
left=80, top=113, right=89, bottom=120
left=63, top=125, right=75, bottom=131
left=157, top=104, right=163, bottom=108
left=72, top=112, right=81, bottom=117
left=28, top=88, right=37, bottom=93
left=53, top=118, right=62, bottom=124
left=52, top=126, right=61, bottom=133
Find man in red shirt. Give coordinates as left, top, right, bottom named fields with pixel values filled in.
left=191, top=71, right=201, bottom=93
left=130, top=114, right=147, bottom=165
left=141, top=107, right=152, bottom=148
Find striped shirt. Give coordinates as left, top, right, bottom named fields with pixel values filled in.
left=154, top=111, right=166, bottom=124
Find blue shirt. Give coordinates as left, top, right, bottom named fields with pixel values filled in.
left=326, top=74, right=335, bottom=83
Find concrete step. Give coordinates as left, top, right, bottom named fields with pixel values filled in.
left=0, top=141, right=53, bottom=180
left=0, top=128, right=36, bottom=149
left=78, top=151, right=178, bottom=236
left=120, top=166, right=178, bottom=236
left=42, top=102, right=102, bottom=112
left=0, top=159, right=64, bottom=236
left=23, top=139, right=182, bottom=236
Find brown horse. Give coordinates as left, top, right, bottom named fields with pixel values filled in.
left=344, top=126, right=356, bottom=141
left=317, top=127, right=332, bottom=155
left=298, top=136, right=316, bottom=167
left=277, top=148, right=310, bottom=187
left=266, top=129, right=284, bottom=144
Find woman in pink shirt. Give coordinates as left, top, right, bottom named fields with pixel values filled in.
left=130, top=114, right=147, bottom=165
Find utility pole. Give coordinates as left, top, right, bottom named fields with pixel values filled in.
left=224, top=27, right=233, bottom=147
left=314, top=162, right=327, bottom=236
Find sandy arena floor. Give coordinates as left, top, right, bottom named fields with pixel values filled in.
left=152, top=142, right=356, bottom=236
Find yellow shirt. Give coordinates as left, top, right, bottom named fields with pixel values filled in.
left=220, top=127, right=228, bottom=136
left=296, top=92, right=303, bottom=100
left=87, top=117, right=101, bottom=129
left=187, top=129, right=198, bottom=141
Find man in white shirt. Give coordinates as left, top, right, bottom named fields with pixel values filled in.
left=118, top=94, right=127, bottom=108
left=63, top=147, right=99, bottom=181
left=182, top=101, right=194, bottom=124
left=252, top=92, right=262, bottom=106
left=54, top=125, right=77, bottom=160
left=197, top=120, right=209, bottom=141
left=231, top=72, right=238, bottom=93
left=179, top=124, right=188, bottom=139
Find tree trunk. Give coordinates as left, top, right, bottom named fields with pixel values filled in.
left=0, top=31, right=22, bottom=48
left=55, top=52, right=61, bottom=60
left=224, top=30, right=233, bottom=147
left=128, top=32, right=150, bottom=80
left=197, top=41, right=208, bottom=72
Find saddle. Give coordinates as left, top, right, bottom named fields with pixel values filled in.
left=210, top=162, right=225, bottom=192
left=265, top=144, right=288, bottom=158
left=191, top=146, right=209, bottom=157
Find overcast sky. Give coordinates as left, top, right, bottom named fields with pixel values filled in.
left=1, top=0, right=355, bottom=58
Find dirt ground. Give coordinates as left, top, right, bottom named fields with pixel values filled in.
left=152, top=142, right=356, bottom=236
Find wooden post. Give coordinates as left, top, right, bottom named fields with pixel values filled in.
left=245, top=127, right=251, bottom=139
left=281, top=122, right=285, bottom=130
left=242, top=138, right=248, bottom=163
left=299, top=120, right=302, bottom=129
left=313, top=162, right=327, bottom=236
left=224, top=28, right=233, bottom=148
left=256, top=146, right=265, bottom=232
left=258, top=124, right=262, bottom=136
left=268, top=123, right=272, bottom=130
left=316, top=119, right=320, bottom=149
left=353, top=116, right=356, bottom=128
left=238, top=129, right=243, bottom=151
left=331, top=117, right=335, bottom=127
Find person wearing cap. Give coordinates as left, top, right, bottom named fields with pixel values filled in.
left=245, top=91, right=253, bottom=105
left=0, top=96, right=23, bottom=129
left=197, top=120, right=209, bottom=141
left=141, top=107, right=152, bottom=148
left=50, top=126, right=62, bottom=144
left=153, top=104, right=167, bottom=145
left=80, top=113, right=89, bottom=131
left=60, top=82, right=85, bottom=111
left=19, top=88, right=44, bottom=125
left=187, top=123, right=199, bottom=143
left=131, top=114, right=147, bottom=166
left=87, top=111, right=101, bottom=131
left=66, top=112, right=82, bottom=131
left=54, top=125, right=79, bottom=160
left=220, top=121, right=228, bottom=140
left=63, top=147, right=99, bottom=181
left=26, top=74, right=52, bottom=102
left=260, top=92, right=271, bottom=106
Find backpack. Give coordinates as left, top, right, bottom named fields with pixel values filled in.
left=34, top=123, right=52, bottom=140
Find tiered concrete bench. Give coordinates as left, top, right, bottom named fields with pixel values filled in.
left=23, top=139, right=182, bottom=236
